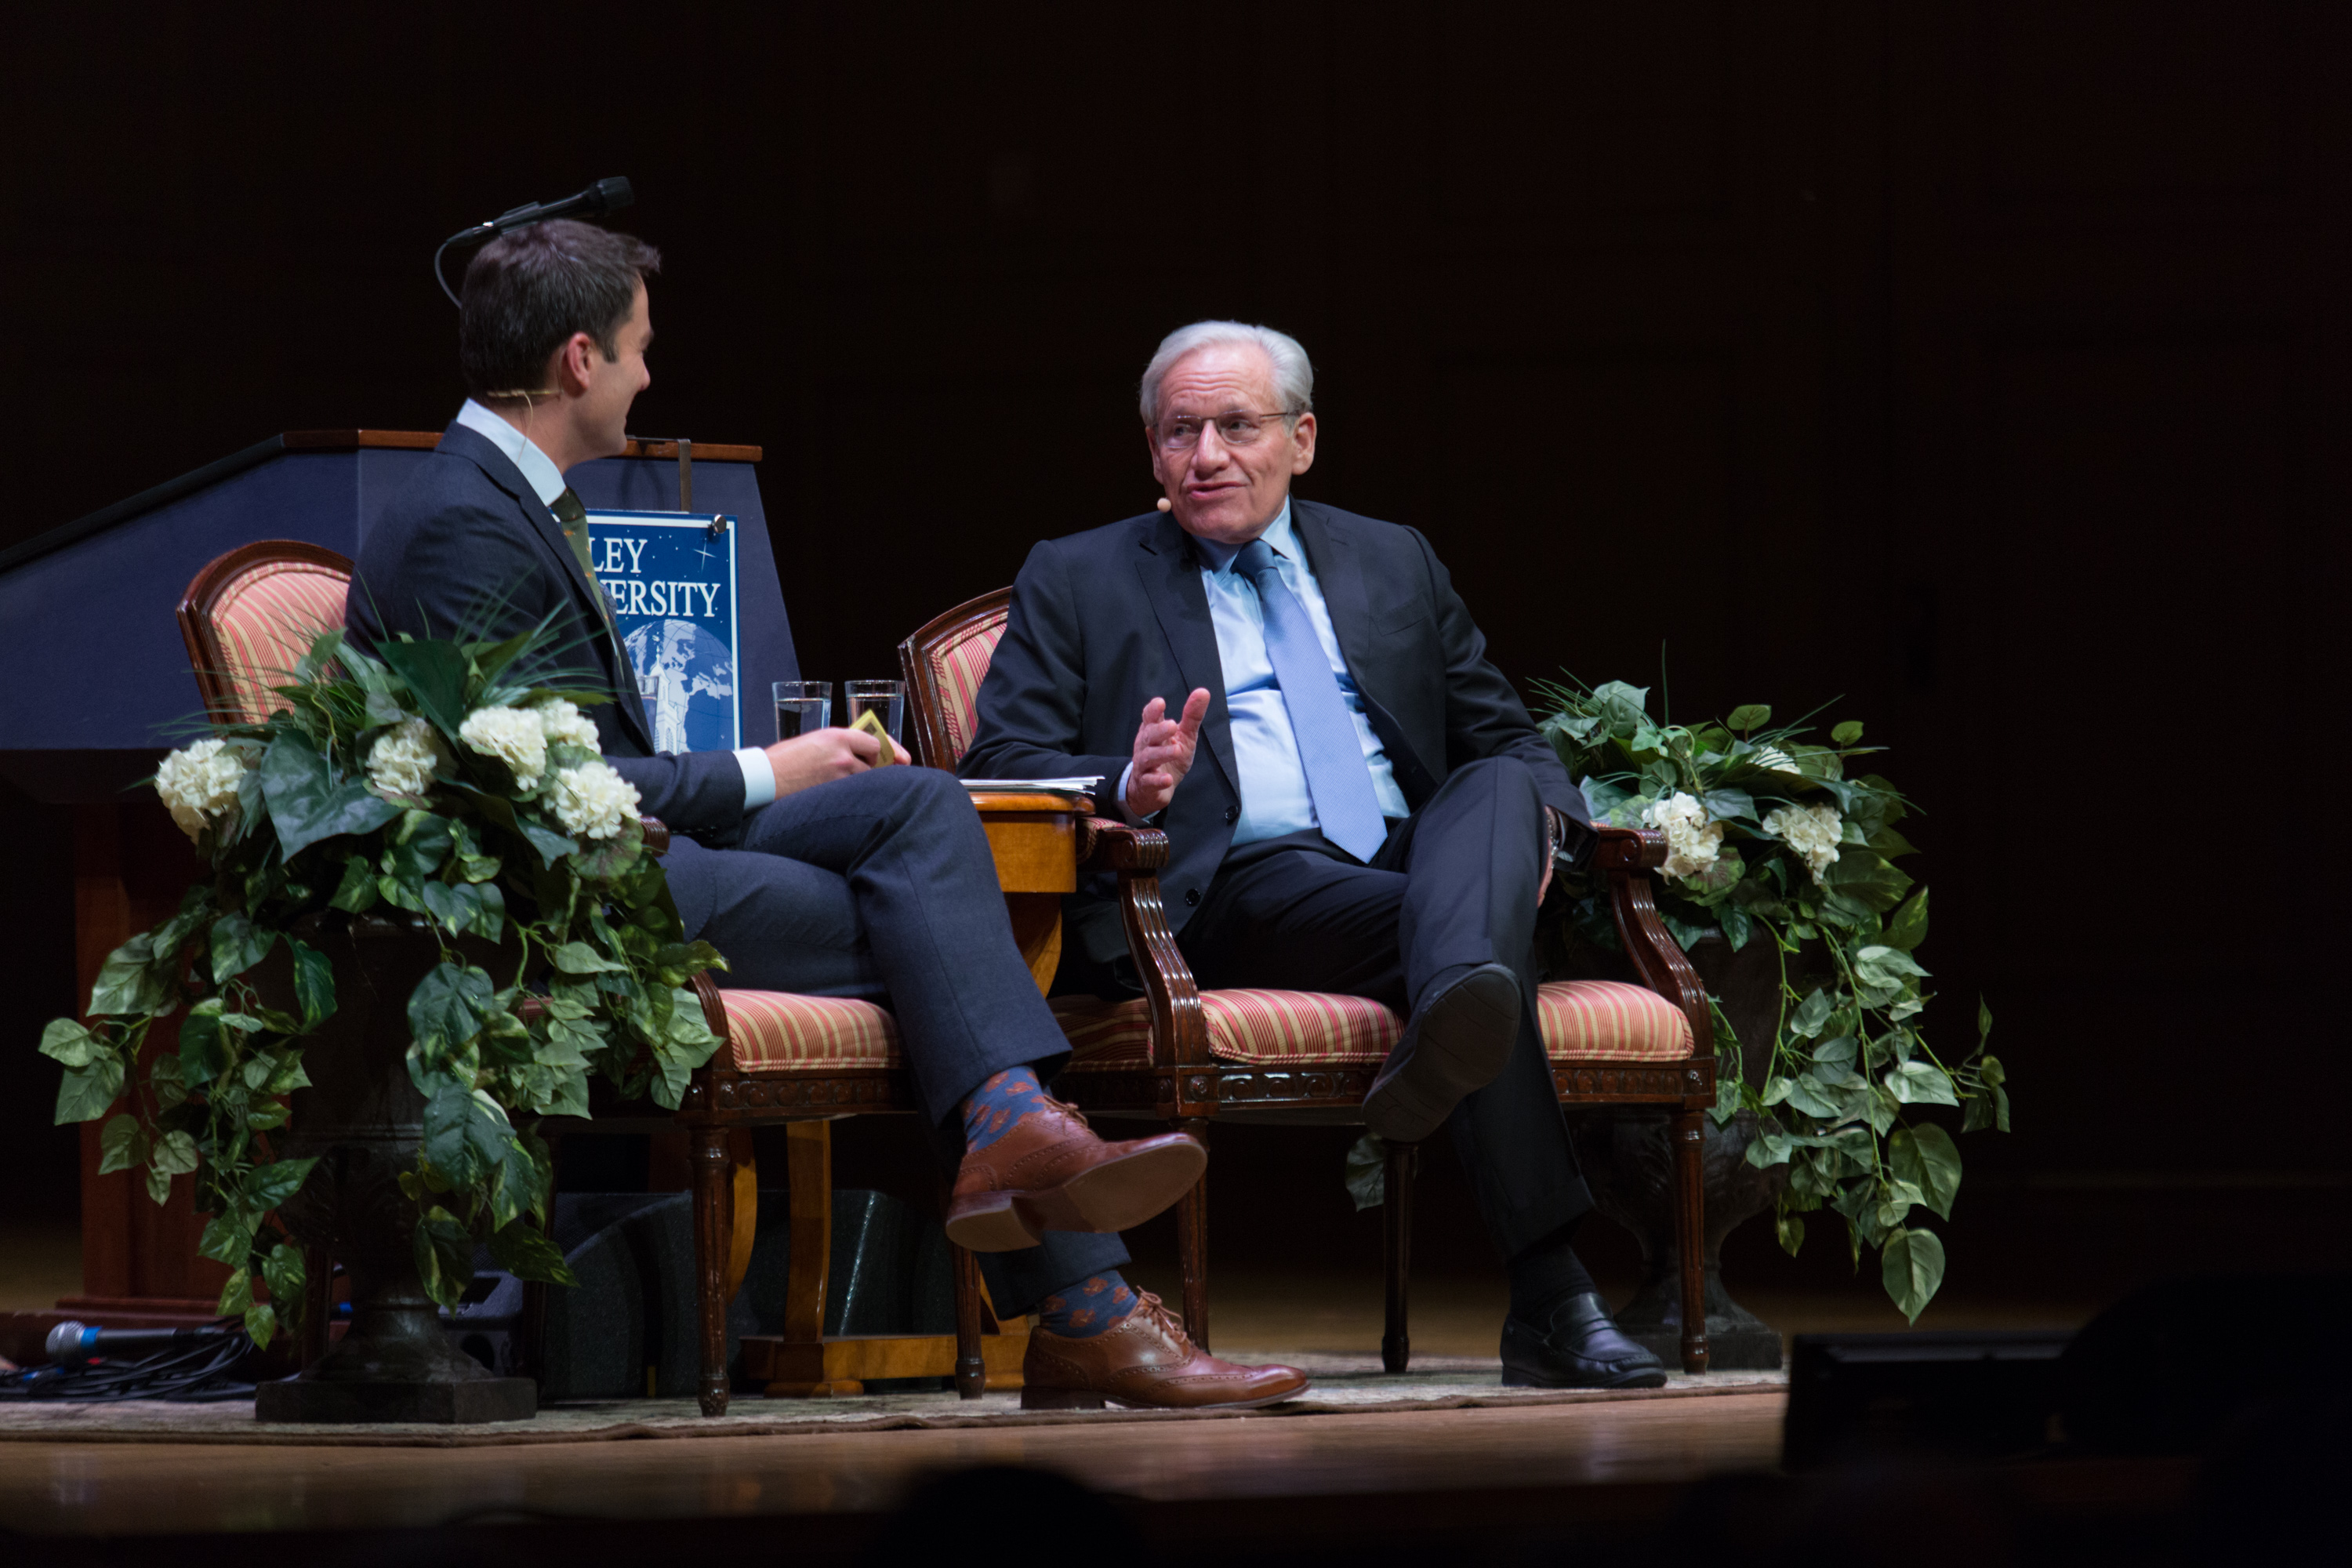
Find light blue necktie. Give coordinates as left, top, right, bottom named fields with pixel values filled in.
left=1233, top=539, right=1389, bottom=862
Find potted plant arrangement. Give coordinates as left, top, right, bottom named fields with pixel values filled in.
left=1533, top=678, right=2009, bottom=1348
left=38, top=622, right=724, bottom=1420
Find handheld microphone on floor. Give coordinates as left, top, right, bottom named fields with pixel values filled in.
left=44, top=1321, right=234, bottom=1363
left=433, top=176, right=636, bottom=305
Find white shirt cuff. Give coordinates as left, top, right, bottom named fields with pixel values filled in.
left=735, top=746, right=776, bottom=810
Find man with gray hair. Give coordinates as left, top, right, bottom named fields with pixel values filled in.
left=964, top=320, right=1667, bottom=1388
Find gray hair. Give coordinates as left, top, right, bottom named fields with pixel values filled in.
left=1138, top=320, right=1315, bottom=426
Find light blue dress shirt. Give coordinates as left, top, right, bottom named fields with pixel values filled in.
left=1123, top=499, right=1409, bottom=844
left=453, top=401, right=775, bottom=808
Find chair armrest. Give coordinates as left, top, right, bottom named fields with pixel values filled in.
left=1076, top=820, right=1209, bottom=1077
left=641, top=816, right=671, bottom=856
left=1076, top=817, right=1168, bottom=873
left=1594, top=825, right=1713, bottom=1059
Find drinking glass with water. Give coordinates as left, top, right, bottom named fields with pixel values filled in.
left=844, top=680, right=906, bottom=746
left=773, top=681, right=832, bottom=741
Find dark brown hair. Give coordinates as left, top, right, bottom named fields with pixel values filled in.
left=458, top=220, right=662, bottom=398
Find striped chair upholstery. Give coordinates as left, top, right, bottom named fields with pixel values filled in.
left=720, top=989, right=902, bottom=1072
left=912, top=607, right=1008, bottom=764
left=203, top=557, right=352, bottom=724
left=1058, top=979, right=1690, bottom=1069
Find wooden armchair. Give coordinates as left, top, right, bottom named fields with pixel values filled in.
left=180, top=542, right=1021, bottom=1421
left=900, top=587, right=1718, bottom=1375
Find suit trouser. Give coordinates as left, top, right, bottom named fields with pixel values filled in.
left=672, top=765, right=1127, bottom=1313
left=1178, top=756, right=1592, bottom=1261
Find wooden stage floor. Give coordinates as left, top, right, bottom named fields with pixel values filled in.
left=1, top=1393, right=1789, bottom=1538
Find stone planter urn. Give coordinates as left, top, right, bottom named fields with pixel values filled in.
left=253, top=913, right=536, bottom=1423
left=1560, top=929, right=1802, bottom=1370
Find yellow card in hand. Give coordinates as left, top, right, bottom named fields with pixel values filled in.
left=851, top=707, right=898, bottom=766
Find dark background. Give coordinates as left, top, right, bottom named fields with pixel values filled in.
left=2, top=2, right=2343, bottom=1309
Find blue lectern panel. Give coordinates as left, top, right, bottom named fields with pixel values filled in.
left=0, top=437, right=792, bottom=803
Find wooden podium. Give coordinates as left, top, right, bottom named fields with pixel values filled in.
left=0, top=430, right=778, bottom=1336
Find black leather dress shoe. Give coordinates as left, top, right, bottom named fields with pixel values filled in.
left=1363, top=962, right=1519, bottom=1142
left=1501, top=1291, right=1670, bottom=1389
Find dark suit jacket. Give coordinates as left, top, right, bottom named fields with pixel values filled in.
left=961, top=499, right=1584, bottom=964
left=344, top=420, right=748, bottom=931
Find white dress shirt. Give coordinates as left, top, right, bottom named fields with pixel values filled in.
left=1121, top=498, right=1409, bottom=842
left=454, top=401, right=775, bottom=808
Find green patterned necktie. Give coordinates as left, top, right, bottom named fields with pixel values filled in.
left=548, top=488, right=630, bottom=679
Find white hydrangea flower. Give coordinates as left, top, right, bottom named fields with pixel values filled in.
left=532, top=697, right=601, bottom=751
left=1750, top=745, right=1800, bottom=774
left=1642, top=791, right=1724, bottom=882
left=458, top=705, right=548, bottom=790
left=546, top=759, right=641, bottom=840
left=1763, top=801, right=1843, bottom=884
left=154, top=738, right=251, bottom=842
left=365, top=717, right=449, bottom=799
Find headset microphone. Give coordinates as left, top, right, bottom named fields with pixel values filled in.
left=433, top=176, right=635, bottom=307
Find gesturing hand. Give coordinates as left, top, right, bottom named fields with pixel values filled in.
left=764, top=726, right=882, bottom=798
left=1127, top=688, right=1211, bottom=818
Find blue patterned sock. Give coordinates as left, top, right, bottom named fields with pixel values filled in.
left=1037, top=1272, right=1142, bottom=1338
left=960, top=1065, right=1047, bottom=1155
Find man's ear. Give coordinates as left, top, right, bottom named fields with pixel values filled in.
left=1289, top=412, right=1318, bottom=475
left=555, top=331, right=600, bottom=394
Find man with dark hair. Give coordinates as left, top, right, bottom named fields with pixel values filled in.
left=347, top=223, right=1306, bottom=1410
left=963, top=320, right=1669, bottom=1390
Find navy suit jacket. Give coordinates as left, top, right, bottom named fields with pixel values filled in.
left=344, top=421, right=748, bottom=930
left=961, top=499, right=1584, bottom=964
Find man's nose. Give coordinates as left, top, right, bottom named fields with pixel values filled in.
left=1192, top=426, right=1232, bottom=470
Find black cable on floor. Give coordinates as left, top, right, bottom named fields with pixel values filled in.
left=1, top=1326, right=256, bottom=1403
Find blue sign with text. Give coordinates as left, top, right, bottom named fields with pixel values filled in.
left=586, top=510, right=741, bottom=751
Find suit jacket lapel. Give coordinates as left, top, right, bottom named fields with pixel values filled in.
left=437, top=423, right=658, bottom=755
left=1134, top=515, right=1237, bottom=791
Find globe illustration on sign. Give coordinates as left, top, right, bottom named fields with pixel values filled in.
left=625, top=619, right=737, bottom=753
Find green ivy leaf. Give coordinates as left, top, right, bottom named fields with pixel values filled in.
left=1774, top=1209, right=1804, bottom=1255
left=260, top=1243, right=307, bottom=1313
left=39, top=1018, right=105, bottom=1068
left=550, top=942, right=626, bottom=975
left=1882, top=887, right=1929, bottom=952
left=1890, top=1123, right=1962, bottom=1220
left=412, top=1207, right=476, bottom=1308
left=216, top=1269, right=254, bottom=1317
left=419, top=879, right=481, bottom=936
left=407, top=963, right=496, bottom=1079
left=54, top=1055, right=125, bottom=1125
left=89, top=933, right=174, bottom=1018
left=1700, top=788, right=1757, bottom=825
left=289, top=938, right=336, bottom=1029
left=260, top=729, right=400, bottom=860
left=1881, top=1226, right=1946, bottom=1322
left=97, top=1113, right=147, bottom=1175
left=209, top=914, right=278, bottom=985
left=242, top=1302, right=279, bottom=1350
left=146, top=1161, right=173, bottom=1207
left=487, top=1218, right=579, bottom=1287
left=372, top=637, right=474, bottom=738
left=153, top=1130, right=200, bottom=1177
left=198, top=1209, right=260, bottom=1266
left=1789, top=988, right=1833, bottom=1040
left=244, top=1156, right=318, bottom=1211
left=1726, top=703, right=1771, bottom=733
left=328, top=852, right=380, bottom=912
left=1824, top=848, right=1914, bottom=913
left=385, top=810, right=456, bottom=883
left=1883, top=1060, right=1959, bottom=1107
left=1831, top=720, right=1864, bottom=746
left=180, top=1002, right=228, bottom=1089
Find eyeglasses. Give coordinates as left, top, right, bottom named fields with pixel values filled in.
left=1153, top=408, right=1302, bottom=450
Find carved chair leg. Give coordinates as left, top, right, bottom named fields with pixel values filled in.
left=952, top=1243, right=988, bottom=1400
left=689, top=1123, right=735, bottom=1415
left=1381, top=1140, right=1420, bottom=1374
left=1672, top=1109, right=1711, bottom=1374
left=1176, top=1116, right=1210, bottom=1352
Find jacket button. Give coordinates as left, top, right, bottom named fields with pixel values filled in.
left=1184, top=888, right=1200, bottom=906
left=1223, top=805, right=1240, bottom=824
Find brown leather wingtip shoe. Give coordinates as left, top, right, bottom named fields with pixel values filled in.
left=1021, top=1294, right=1310, bottom=1410
left=945, top=1093, right=1207, bottom=1252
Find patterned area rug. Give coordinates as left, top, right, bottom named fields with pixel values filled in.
left=0, top=1352, right=1786, bottom=1448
